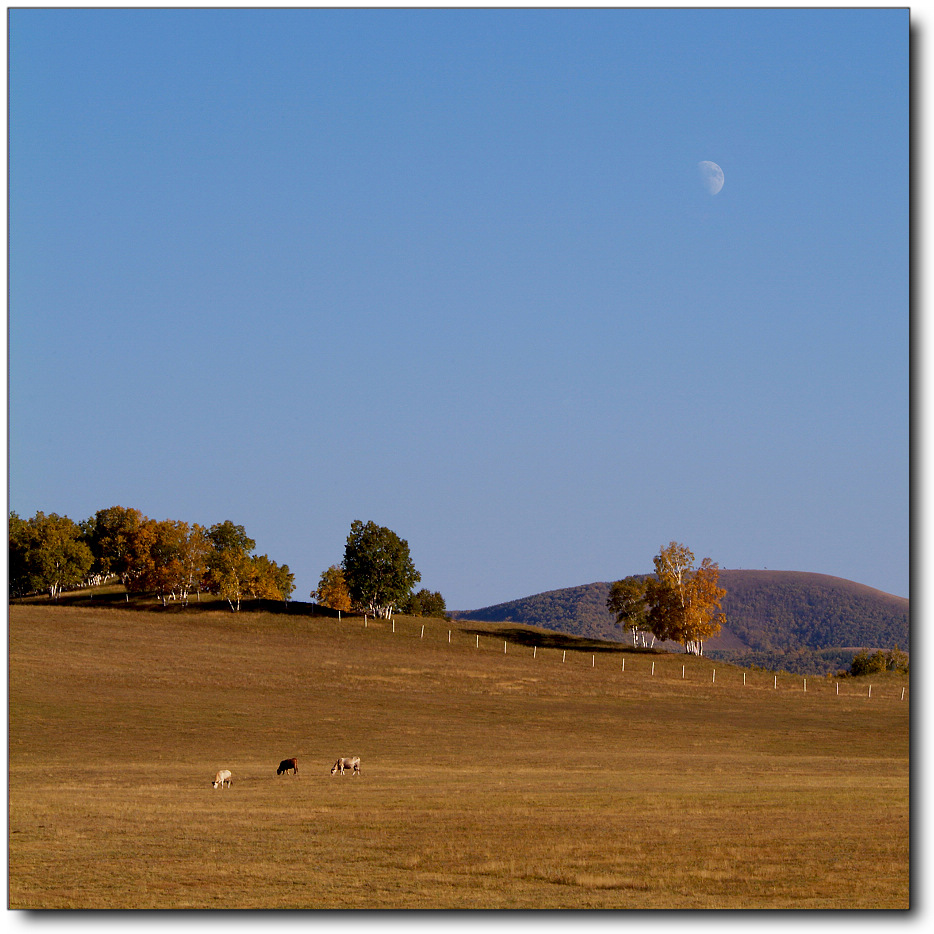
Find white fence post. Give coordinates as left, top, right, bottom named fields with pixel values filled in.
left=448, top=630, right=451, bottom=643
left=476, top=634, right=479, bottom=649
left=420, top=624, right=425, bottom=639
left=682, top=665, right=685, bottom=680
left=504, top=641, right=507, bottom=654
left=836, top=682, right=839, bottom=695
left=804, top=678, right=807, bottom=692
left=592, top=655, right=595, bottom=668
left=651, top=661, right=655, bottom=676
left=392, top=619, right=395, bottom=633
left=533, top=646, right=537, bottom=659
left=869, top=684, right=872, bottom=698
left=621, top=657, right=625, bottom=672
left=743, top=672, right=746, bottom=686
left=563, top=650, right=566, bottom=663
left=901, top=687, right=905, bottom=701
left=712, top=668, right=715, bottom=683
left=774, top=675, right=777, bottom=690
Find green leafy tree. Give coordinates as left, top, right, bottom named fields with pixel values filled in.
left=342, top=520, right=421, bottom=618
left=207, top=520, right=256, bottom=555
left=606, top=575, right=653, bottom=646
left=402, top=588, right=448, bottom=618
left=645, top=542, right=726, bottom=655
left=9, top=511, right=94, bottom=600
left=9, top=512, right=28, bottom=595
left=315, top=565, right=352, bottom=612
left=84, top=506, right=144, bottom=585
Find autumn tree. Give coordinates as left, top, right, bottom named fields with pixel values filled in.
left=606, top=575, right=654, bottom=647
left=181, top=524, right=212, bottom=602
left=315, top=565, right=352, bottom=612
left=644, top=542, right=726, bottom=655
left=8, top=511, right=94, bottom=600
left=249, top=554, right=295, bottom=602
left=124, top=518, right=191, bottom=604
left=121, top=518, right=218, bottom=606
left=886, top=645, right=909, bottom=674
left=342, top=520, right=421, bottom=618
left=204, top=548, right=252, bottom=611
left=202, top=521, right=293, bottom=610
left=203, top=521, right=256, bottom=611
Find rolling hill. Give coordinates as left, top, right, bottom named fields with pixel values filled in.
left=452, top=571, right=909, bottom=675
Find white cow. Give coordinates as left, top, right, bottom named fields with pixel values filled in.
left=212, top=769, right=232, bottom=788
left=330, top=756, right=361, bottom=776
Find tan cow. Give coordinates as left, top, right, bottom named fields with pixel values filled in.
left=212, top=769, right=232, bottom=789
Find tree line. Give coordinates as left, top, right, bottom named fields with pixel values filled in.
left=9, top=509, right=447, bottom=619
left=9, top=507, right=294, bottom=610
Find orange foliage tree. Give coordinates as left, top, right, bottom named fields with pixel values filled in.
left=646, top=542, right=726, bottom=655
left=315, top=565, right=352, bottom=612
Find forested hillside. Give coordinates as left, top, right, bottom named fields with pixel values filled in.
left=452, top=571, right=909, bottom=675
left=452, top=582, right=618, bottom=641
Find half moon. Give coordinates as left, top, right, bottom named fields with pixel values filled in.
left=698, top=160, right=724, bottom=195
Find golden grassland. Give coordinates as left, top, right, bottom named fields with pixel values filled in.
left=8, top=603, right=909, bottom=909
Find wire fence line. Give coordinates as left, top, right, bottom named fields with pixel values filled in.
left=345, top=614, right=910, bottom=703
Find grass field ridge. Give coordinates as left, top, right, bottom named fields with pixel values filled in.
left=9, top=603, right=909, bottom=908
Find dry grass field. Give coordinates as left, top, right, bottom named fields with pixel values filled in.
left=8, top=603, right=909, bottom=909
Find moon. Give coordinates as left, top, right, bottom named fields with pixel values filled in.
left=698, top=160, right=724, bottom=195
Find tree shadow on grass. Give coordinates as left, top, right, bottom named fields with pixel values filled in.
left=18, top=592, right=338, bottom=618
left=461, top=626, right=664, bottom=655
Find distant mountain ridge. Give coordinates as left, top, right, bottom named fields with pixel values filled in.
left=451, top=571, right=909, bottom=675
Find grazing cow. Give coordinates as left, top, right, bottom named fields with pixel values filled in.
left=212, top=769, right=232, bottom=789
left=330, top=756, right=361, bottom=776
left=277, top=757, right=298, bottom=776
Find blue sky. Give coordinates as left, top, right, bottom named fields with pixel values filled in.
left=8, top=7, right=908, bottom=608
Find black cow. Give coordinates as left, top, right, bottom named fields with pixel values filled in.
left=277, top=757, right=298, bottom=776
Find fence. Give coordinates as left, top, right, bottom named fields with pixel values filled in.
left=348, top=614, right=908, bottom=703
